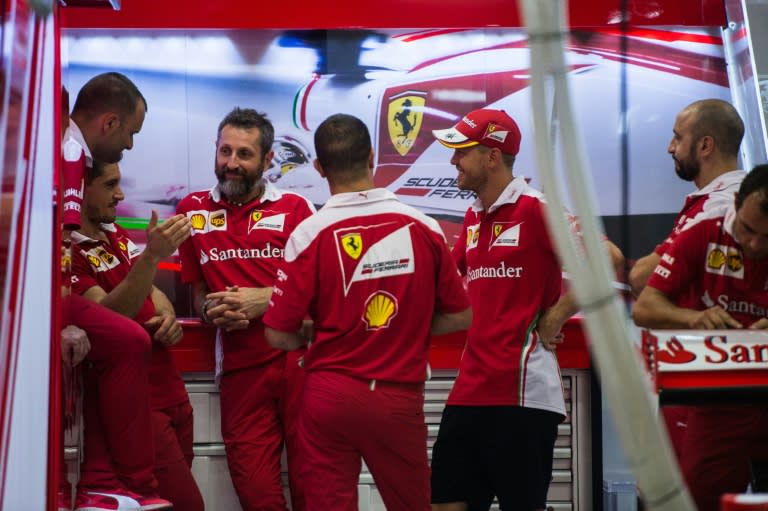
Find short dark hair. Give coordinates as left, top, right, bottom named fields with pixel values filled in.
left=217, top=107, right=274, bottom=156
left=687, top=99, right=744, bottom=157
left=314, top=114, right=371, bottom=179
left=86, top=160, right=109, bottom=184
left=72, top=72, right=147, bottom=119
left=735, top=163, right=768, bottom=214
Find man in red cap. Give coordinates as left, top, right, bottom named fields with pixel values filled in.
left=430, top=109, right=578, bottom=511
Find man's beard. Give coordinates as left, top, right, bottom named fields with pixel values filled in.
left=217, top=166, right=260, bottom=201
left=674, top=150, right=700, bottom=182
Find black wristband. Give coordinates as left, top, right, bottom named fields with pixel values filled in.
left=201, top=299, right=212, bottom=324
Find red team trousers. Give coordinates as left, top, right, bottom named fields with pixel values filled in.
left=61, top=295, right=157, bottom=494
left=299, top=371, right=430, bottom=511
left=219, top=351, right=306, bottom=511
left=151, top=402, right=204, bottom=511
left=681, top=405, right=768, bottom=511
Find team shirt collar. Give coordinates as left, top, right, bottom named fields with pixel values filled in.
left=689, top=169, right=745, bottom=197
left=470, top=175, right=528, bottom=213
left=209, top=178, right=283, bottom=205
left=322, top=188, right=398, bottom=208
left=68, top=119, right=93, bottom=167
left=70, top=223, right=117, bottom=245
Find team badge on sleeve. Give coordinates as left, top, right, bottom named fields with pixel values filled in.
left=363, top=291, right=399, bottom=330
left=705, top=243, right=744, bottom=279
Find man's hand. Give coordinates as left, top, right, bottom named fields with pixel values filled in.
left=689, top=306, right=742, bottom=329
left=535, top=292, right=578, bottom=351
left=144, top=314, right=184, bottom=347
left=145, top=211, right=191, bottom=260
left=749, top=318, right=768, bottom=330
left=538, top=329, right=565, bottom=352
left=205, top=285, right=272, bottom=332
left=61, top=325, right=90, bottom=368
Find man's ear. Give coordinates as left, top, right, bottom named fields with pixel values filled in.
left=698, top=135, right=715, bottom=157
left=100, top=112, right=120, bottom=134
left=313, top=158, right=326, bottom=178
left=262, top=150, right=275, bottom=172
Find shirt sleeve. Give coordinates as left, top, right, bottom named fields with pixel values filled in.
left=434, top=233, right=471, bottom=314
left=70, top=247, right=99, bottom=296
left=61, top=139, right=86, bottom=231
left=451, top=214, right=470, bottom=276
left=263, top=229, right=318, bottom=333
left=646, top=223, right=704, bottom=300
left=176, top=199, right=203, bottom=284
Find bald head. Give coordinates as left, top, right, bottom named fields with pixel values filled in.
left=682, top=99, right=744, bottom=157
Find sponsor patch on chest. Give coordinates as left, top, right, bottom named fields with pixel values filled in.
left=186, top=209, right=227, bottom=235
left=705, top=242, right=744, bottom=279
left=248, top=210, right=287, bottom=233
left=490, top=221, right=522, bottom=248
left=82, top=246, right=122, bottom=272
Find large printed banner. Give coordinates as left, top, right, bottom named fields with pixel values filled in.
left=63, top=28, right=730, bottom=310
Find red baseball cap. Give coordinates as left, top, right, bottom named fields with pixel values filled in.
left=433, top=108, right=522, bottom=156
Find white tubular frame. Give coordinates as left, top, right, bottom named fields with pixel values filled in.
left=518, top=1, right=696, bottom=509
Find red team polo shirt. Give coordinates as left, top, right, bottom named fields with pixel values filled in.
left=448, top=177, right=567, bottom=416
left=654, top=170, right=745, bottom=256
left=263, top=188, right=470, bottom=384
left=648, top=206, right=768, bottom=327
left=176, top=181, right=315, bottom=374
left=70, top=224, right=188, bottom=409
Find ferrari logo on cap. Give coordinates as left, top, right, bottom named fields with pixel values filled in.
left=342, top=233, right=363, bottom=260
left=388, top=92, right=426, bottom=156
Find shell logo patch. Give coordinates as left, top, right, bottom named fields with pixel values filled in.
left=707, top=248, right=725, bottom=269
left=341, top=233, right=363, bottom=260
left=363, top=291, right=398, bottom=330
left=705, top=243, right=744, bottom=279
left=190, top=213, right=206, bottom=230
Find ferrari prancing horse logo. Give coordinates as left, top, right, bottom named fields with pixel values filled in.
left=388, top=92, right=426, bottom=157
left=341, top=233, right=363, bottom=260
